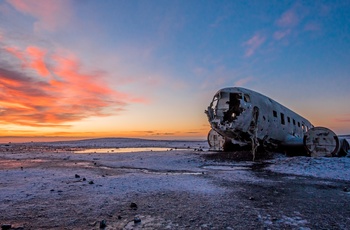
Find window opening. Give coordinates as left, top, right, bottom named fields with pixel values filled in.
left=287, top=117, right=290, bottom=123
left=210, top=94, right=219, bottom=116
left=244, top=94, right=251, bottom=102
left=273, top=110, right=277, bottom=117
left=293, top=119, right=296, bottom=125
left=298, top=122, right=300, bottom=127
left=280, top=113, right=285, bottom=125
left=211, top=94, right=219, bottom=109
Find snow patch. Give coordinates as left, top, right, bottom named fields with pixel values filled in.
left=268, top=156, right=350, bottom=181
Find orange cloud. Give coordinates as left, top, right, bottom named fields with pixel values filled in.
left=4, top=45, right=50, bottom=76
left=26, top=46, right=50, bottom=77
left=7, top=0, right=72, bottom=32
left=4, top=46, right=25, bottom=62
left=0, top=44, right=147, bottom=127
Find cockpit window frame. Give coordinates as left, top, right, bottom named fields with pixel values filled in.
left=209, top=93, right=220, bottom=115
left=244, top=94, right=251, bottom=103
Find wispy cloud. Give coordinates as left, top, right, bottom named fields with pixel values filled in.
left=244, top=3, right=325, bottom=57
left=335, top=119, right=350, bottom=122
left=26, top=46, right=50, bottom=76
left=273, top=3, right=310, bottom=41
left=273, top=29, right=291, bottom=40
left=243, top=33, right=266, bottom=57
left=235, top=77, right=253, bottom=87
left=0, top=43, right=146, bottom=127
left=6, top=0, right=72, bottom=32
left=276, top=6, right=301, bottom=28
left=273, top=7, right=300, bottom=42
left=335, top=114, right=350, bottom=123
left=304, top=22, right=321, bottom=32
left=151, top=132, right=175, bottom=136
left=210, top=15, right=229, bottom=28
left=198, top=65, right=233, bottom=90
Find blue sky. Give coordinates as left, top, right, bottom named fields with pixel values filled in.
left=0, top=0, right=349, bottom=141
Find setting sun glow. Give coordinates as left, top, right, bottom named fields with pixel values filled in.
left=1, top=0, right=349, bottom=142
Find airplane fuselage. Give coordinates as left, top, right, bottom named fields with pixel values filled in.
left=206, top=87, right=313, bottom=150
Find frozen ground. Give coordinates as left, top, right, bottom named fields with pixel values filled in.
left=267, top=136, right=350, bottom=181
left=0, top=138, right=349, bottom=229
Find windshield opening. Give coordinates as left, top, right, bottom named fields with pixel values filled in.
left=223, top=93, right=242, bottom=122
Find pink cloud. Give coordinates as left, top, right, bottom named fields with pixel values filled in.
left=4, top=46, right=25, bottom=62
left=273, top=4, right=310, bottom=41
left=26, top=46, right=50, bottom=77
left=0, top=43, right=147, bottom=127
left=235, top=77, right=253, bottom=87
left=273, top=29, right=291, bottom=40
left=276, top=7, right=300, bottom=27
left=334, top=114, right=350, bottom=123
left=304, top=22, right=321, bottom=32
left=335, top=119, right=350, bottom=122
left=7, top=0, right=72, bottom=31
left=243, top=34, right=266, bottom=57
left=193, top=67, right=207, bottom=76
left=5, top=45, right=50, bottom=76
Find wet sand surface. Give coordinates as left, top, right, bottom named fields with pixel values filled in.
left=0, top=140, right=349, bottom=229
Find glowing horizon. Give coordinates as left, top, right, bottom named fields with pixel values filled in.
left=1, top=0, right=349, bottom=142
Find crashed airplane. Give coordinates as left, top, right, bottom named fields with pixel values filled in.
left=205, top=87, right=349, bottom=159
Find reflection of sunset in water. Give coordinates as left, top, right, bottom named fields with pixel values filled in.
left=74, top=147, right=177, bottom=154
left=0, top=159, right=47, bottom=170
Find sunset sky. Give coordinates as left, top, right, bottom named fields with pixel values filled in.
left=0, top=0, right=349, bottom=142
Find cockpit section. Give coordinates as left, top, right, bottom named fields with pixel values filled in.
left=205, top=89, right=256, bottom=151
left=206, top=90, right=251, bottom=124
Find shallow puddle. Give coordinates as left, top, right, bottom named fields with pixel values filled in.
left=74, top=147, right=177, bottom=154
left=0, top=159, right=48, bottom=169
left=202, top=165, right=250, bottom=171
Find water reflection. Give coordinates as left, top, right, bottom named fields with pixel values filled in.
left=0, top=159, right=47, bottom=169
left=74, top=147, right=176, bottom=154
